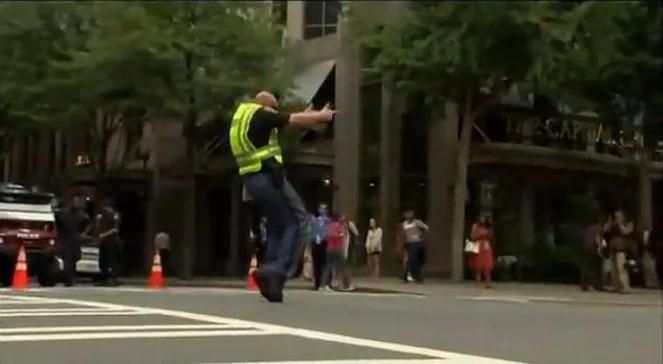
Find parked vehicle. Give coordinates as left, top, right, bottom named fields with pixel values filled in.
left=0, top=183, right=59, bottom=286
left=77, top=245, right=101, bottom=276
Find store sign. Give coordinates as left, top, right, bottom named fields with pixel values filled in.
left=507, top=117, right=643, bottom=148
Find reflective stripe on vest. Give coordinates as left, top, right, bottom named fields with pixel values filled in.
left=229, top=102, right=283, bottom=175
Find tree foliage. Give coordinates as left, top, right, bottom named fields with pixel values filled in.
left=0, top=1, right=295, bottom=175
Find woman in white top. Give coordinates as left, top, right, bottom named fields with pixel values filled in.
left=365, top=218, right=383, bottom=278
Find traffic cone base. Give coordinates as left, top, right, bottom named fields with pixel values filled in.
left=246, top=255, right=258, bottom=291
left=147, top=250, right=164, bottom=289
left=12, top=246, right=29, bottom=290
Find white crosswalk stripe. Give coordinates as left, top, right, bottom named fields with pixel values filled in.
left=0, top=293, right=522, bottom=363
left=0, top=293, right=272, bottom=342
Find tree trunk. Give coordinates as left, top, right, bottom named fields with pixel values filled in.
left=449, top=92, right=475, bottom=282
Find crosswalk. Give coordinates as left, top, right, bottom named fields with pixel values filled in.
left=0, top=292, right=523, bottom=363
left=0, top=294, right=275, bottom=343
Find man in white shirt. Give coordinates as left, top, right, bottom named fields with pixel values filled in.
left=401, top=210, right=429, bottom=283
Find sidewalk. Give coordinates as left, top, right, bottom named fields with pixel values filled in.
left=121, top=276, right=663, bottom=307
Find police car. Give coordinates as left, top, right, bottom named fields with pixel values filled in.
left=0, top=183, right=59, bottom=286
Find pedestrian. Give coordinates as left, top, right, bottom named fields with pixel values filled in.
left=54, top=194, right=90, bottom=287
left=312, top=203, right=331, bottom=290
left=579, top=215, right=607, bottom=291
left=605, top=209, right=634, bottom=294
left=365, top=217, right=383, bottom=279
left=154, top=231, right=171, bottom=277
left=641, top=229, right=660, bottom=289
left=321, top=213, right=346, bottom=292
left=95, top=198, right=122, bottom=287
left=469, top=215, right=495, bottom=289
left=401, top=210, right=429, bottom=283
left=300, top=214, right=315, bottom=281
left=228, top=91, right=334, bottom=302
left=340, top=214, right=359, bottom=291
left=651, top=227, right=663, bottom=288
left=395, top=223, right=410, bottom=282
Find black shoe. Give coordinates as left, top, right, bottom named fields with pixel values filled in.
left=255, top=270, right=284, bottom=303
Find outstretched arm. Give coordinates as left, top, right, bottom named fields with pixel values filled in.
left=287, top=103, right=335, bottom=127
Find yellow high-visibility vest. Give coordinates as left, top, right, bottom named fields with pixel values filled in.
left=229, top=102, right=283, bottom=175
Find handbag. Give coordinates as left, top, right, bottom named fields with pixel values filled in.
left=464, top=239, right=480, bottom=254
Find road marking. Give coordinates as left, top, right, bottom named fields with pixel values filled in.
left=0, top=329, right=277, bottom=342
left=0, top=294, right=522, bottom=363
left=0, top=300, right=68, bottom=305
left=0, top=307, right=134, bottom=314
left=456, top=295, right=530, bottom=304
left=1, top=310, right=155, bottom=317
left=0, top=294, right=54, bottom=303
left=199, top=360, right=448, bottom=364
left=0, top=324, right=252, bottom=334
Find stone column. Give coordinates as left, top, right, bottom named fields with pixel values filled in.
left=229, top=176, right=242, bottom=276
left=25, top=133, right=35, bottom=184
left=519, top=185, right=536, bottom=248
left=286, top=1, right=304, bottom=42
left=179, top=177, right=196, bottom=279
left=10, top=135, right=24, bottom=182
left=195, top=182, right=212, bottom=274
left=427, top=102, right=459, bottom=277
left=379, top=72, right=403, bottom=273
left=34, top=131, right=51, bottom=187
left=54, top=130, right=63, bottom=175
left=333, top=16, right=361, bottom=221
left=144, top=183, right=158, bottom=275
left=638, top=165, right=653, bottom=231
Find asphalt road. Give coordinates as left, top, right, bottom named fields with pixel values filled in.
left=0, top=283, right=661, bottom=364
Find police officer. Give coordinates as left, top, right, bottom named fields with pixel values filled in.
left=95, top=198, right=122, bottom=286
left=229, top=91, right=334, bottom=302
left=54, top=194, right=90, bottom=287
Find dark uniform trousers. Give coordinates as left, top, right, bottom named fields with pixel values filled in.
left=61, top=244, right=80, bottom=286
left=312, top=240, right=327, bottom=289
left=99, top=237, right=121, bottom=281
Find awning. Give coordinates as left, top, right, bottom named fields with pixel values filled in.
left=499, top=84, right=533, bottom=108
left=289, top=59, right=335, bottom=105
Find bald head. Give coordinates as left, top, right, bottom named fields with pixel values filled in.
left=255, top=91, right=278, bottom=109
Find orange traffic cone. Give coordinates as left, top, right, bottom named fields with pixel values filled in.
left=246, top=254, right=258, bottom=291
left=12, top=246, right=29, bottom=290
left=147, top=250, right=164, bottom=289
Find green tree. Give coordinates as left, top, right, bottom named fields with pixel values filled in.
left=554, top=1, right=662, bottom=229
left=0, top=2, right=77, bottom=180
left=361, top=2, right=631, bottom=280
left=134, top=1, right=296, bottom=166
left=1, top=2, right=294, bottom=190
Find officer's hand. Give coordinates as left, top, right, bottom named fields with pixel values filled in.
left=320, top=102, right=335, bottom=122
